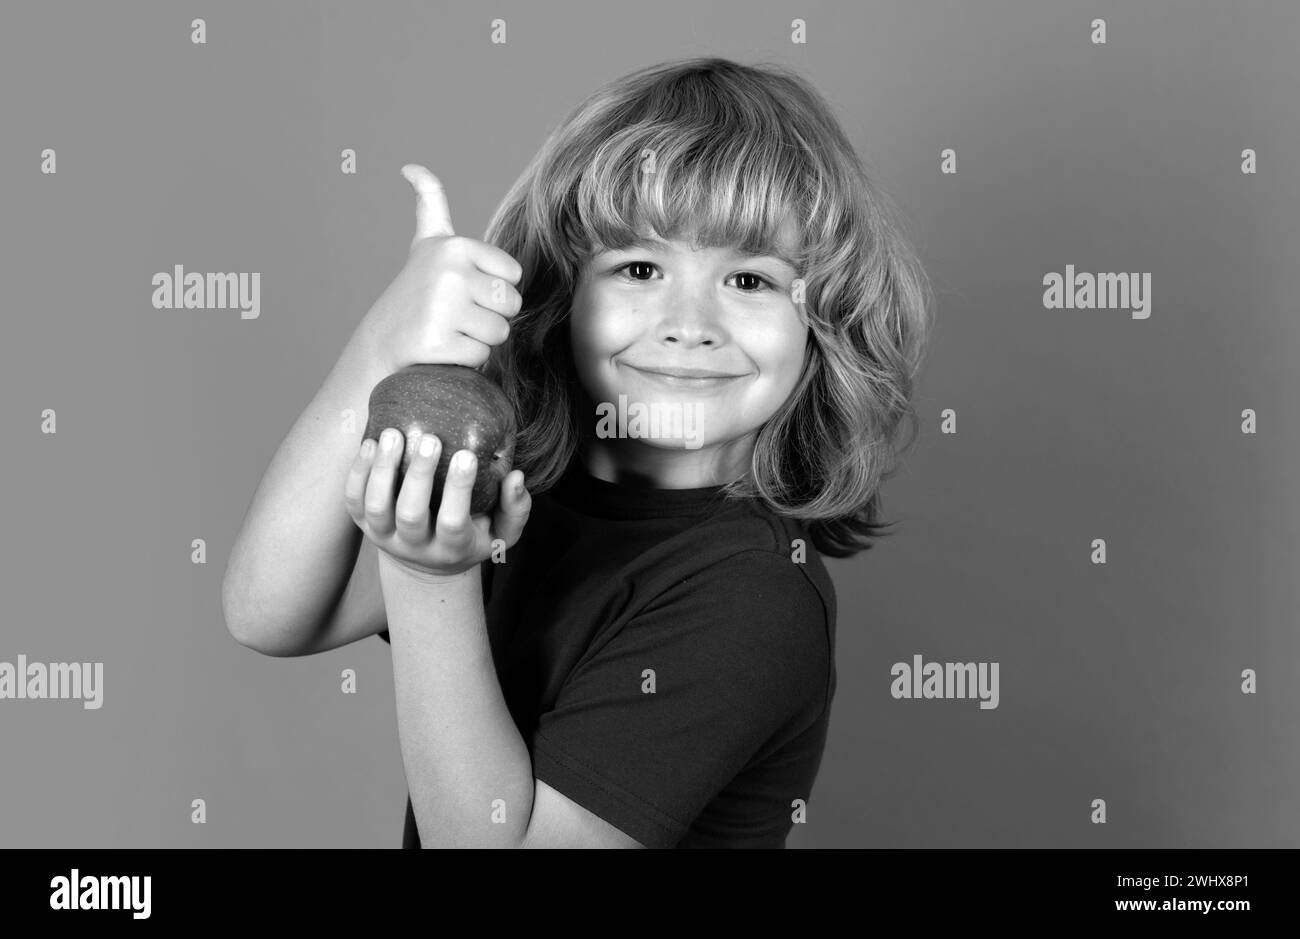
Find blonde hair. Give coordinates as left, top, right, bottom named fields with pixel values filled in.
left=482, top=56, right=934, bottom=558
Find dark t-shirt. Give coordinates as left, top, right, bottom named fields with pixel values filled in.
left=378, top=462, right=838, bottom=848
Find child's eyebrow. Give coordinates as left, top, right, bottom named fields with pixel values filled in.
left=594, top=237, right=799, bottom=271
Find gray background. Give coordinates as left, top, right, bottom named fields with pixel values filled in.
left=1, top=0, right=1297, bottom=847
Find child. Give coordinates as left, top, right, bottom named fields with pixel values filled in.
left=224, top=56, right=932, bottom=849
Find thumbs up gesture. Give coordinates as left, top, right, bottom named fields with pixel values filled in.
left=361, top=164, right=524, bottom=374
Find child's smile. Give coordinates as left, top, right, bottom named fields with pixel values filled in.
left=619, top=360, right=749, bottom=390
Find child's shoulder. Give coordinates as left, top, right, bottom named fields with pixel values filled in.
left=692, top=495, right=836, bottom=601
left=651, top=495, right=838, bottom=640
left=656, top=504, right=836, bottom=704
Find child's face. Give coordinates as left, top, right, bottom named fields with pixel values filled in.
left=569, top=219, right=808, bottom=488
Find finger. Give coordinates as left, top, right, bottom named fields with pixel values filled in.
left=363, top=428, right=404, bottom=537
left=465, top=241, right=525, bottom=286
left=433, top=449, right=478, bottom=548
left=490, top=470, right=532, bottom=549
left=434, top=333, right=494, bottom=371
left=468, top=273, right=523, bottom=321
left=402, top=164, right=455, bottom=248
left=394, top=433, right=442, bottom=543
left=454, top=305, right=512, bottom=349
left=344, top=437, right=380, bottom=523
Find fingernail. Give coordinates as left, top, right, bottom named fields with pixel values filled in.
left=418, top=435, right=435, bottom=458
left=455, top=451, right=474, bottom=472
left=380, top=430, right=396, bottom=451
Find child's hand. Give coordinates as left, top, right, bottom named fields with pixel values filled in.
left=345, top=428, right=531, bottom=582
left=361, top=164, right=524, bottom=375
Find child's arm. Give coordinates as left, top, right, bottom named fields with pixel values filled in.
left=221, top=164, right=522, bottom=657
left=380, top=556, right=643, bottom=848
left=221, top=328, right=395, bottom=656
left=345, top=423, right=639, bottom=847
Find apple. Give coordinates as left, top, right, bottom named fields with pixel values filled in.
left=363, top=364, right=517, bottom=516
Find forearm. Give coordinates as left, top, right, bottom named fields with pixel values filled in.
left=222, top=322, right=392, bottom=651
left=379, top=559, right=534, bottom=848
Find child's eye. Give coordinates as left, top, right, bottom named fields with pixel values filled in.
left=730, top=271, right=775, bottom=292
left=611, top=262, right=776, bottom=292
left=613, top=261, right=659, bottom=282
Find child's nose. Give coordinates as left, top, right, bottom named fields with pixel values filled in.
left=645, top=271, right=733, bottom=345
left=655, top=306, right=721, bottom=347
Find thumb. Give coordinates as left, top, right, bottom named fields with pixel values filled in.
left=401, top=164, right=455, bottom=250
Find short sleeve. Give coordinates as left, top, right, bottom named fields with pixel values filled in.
left=378, top=560, right=495, bottom=645
left=529, top=550, right=830, bottom=848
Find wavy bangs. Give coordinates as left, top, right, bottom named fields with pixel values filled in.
left=567, top=121, right=811, bottom=270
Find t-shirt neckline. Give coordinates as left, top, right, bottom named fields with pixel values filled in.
left=549, top=462, right=732, bottom=520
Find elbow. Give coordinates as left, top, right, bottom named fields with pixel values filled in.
left=222, top=606, right=303, bottom=658
left=221, top=562, right=259, bottom=648
left=222, top=611, right=306, bottom=658
left=221, top=567, right=299, bottom=658
left=221, top=586, right=270, bottom=655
